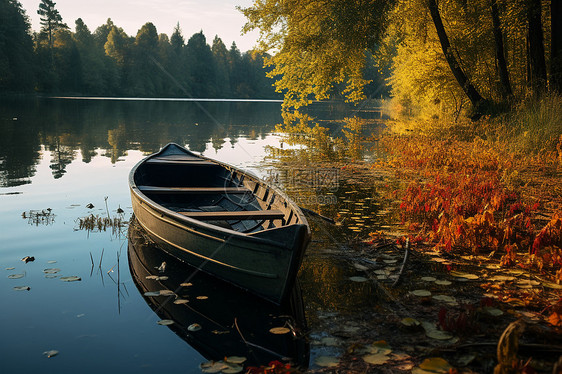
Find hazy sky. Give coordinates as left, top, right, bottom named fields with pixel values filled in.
left=19, top=0, right=259, bottom=52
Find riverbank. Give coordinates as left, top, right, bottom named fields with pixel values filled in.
left=296, top=113, right=562, bottom=373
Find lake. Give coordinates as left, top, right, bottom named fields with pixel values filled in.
left=0, top=97, right=389, bottom=372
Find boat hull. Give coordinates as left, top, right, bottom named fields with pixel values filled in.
left=129, top=143, right=310, bottom=304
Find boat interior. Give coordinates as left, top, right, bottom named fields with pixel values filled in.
left=134, top=152, right=302, bottom=234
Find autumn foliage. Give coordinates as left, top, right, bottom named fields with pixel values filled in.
left=381, top=134, right=562, bottom=282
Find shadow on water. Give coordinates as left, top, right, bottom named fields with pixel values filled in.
left=127, top=218, right=310, bottom=370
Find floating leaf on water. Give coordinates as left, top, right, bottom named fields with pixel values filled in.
left=200, top=361, right=227, bottom=373
left=180, top=282, right=193, bottom=287
left=159, top=290, right=175, bottom=296
left=383, top=259, right=397, bottom=264
left=173, top=299, right=188, bottom=304
left=418, top=357, right=453, bottom=373
left=47, top=260, right=57, bottom=264
left=515, top=279, right=539, bottom=289
left=21, top=256, right=35, bottom=263
left=144, top=291, right=160, bottom=297
left=401, top=317, right=421, bottom=327
left=269, top=327, right=290, bottom=335
left=76, top=314, right=85, bottom=318
left=364, top=353, right=390, bottom=365
left=349, top=276, right=368, bottom=282
left=43, top=268, right=60, bottom=274
left=421, top=276, right=436, bottom=282
left=425, top=329, right=454, bottom=341
left=374, top=270, right=387, bottom=275
left=410, top=289, right=431, bottom=297
left=353, top=263, right=369, bottom=271
left=483, top=307, right=504, bottom=317
left=14, top=286, right=31, bottom=291
left=157, top=319, right=174, bottom=326
left=8, top=273, right=25, bottom=279
left=225, top=356, right=247, bottom=364
left=315, top=355, right=339, bottom=367
left=188, top=323, right=202, bottom=331
left=449, top=271, right=478, bottom=280
left=377, top=275, right=387, bottom=280
left=196, top=296, right=208, bottom=300
left=45, top=274, right=58, bottom=279
left=145, top=275, right=159, bottom=280
left=156, top=276, right=168, bottom=281
left=60, top=276, right=81, bottom=282
left=5, top=267, right=15, bottom=270
left=457, top=354, right=476, bottom=366
left=221, top=364, right=243, bottom=374
left=43, top=350, right=59, bottom=358
left=434, top=280, right=452, bottom=286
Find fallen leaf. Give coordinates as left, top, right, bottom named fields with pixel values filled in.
left=349, top=276, right=368, bottom=282
left=188, top=323, right=202, bottom=331
left=410, top=289, right=431, bottom=297
left=363, top=353, right=390, bottom=365
left=417, top=357, right=453, bottom=373
left=43, top=350, right=59, bottom=358
left=421, top=276, right=437, bottom=282
left=315, top=355, right=339, bottom=367
left=13, top=286, right=31, bottom=291
left=144, top=291, right=160, bottom=297
left=434, top=280, right=452, bottom=286
left=173, top=299, right=188, bottom=304
left=60, top=276, right=81, bottom=282
left=269, top=327, right=290, bottom=335
left=157, top=319, right=174, bottom=325
left=225, top=356, right=247, bottom=364
left=7, top=273, right=25, bottom=279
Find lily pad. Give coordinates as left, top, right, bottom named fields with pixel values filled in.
left=188, top=323, right=202, bottom=332
left=489, top=275, right=515, bottom=282
left=366, top=341, right=392, bottom=355
left=401, top=317, right=421, bottom=327
left=43, top=268, right=60, bottom=274
left=5, top=267, right=15, bottom=270
left=410, top=289, right=432, bottom=297
left=60, top=276, right=81, bottom=282
left=47, top=260, right=57, bottom=264
left=421, top=276, right=437, bottom=282
left=349, top=276, right=368, bottom=282
left=200, top=361, right=228, bottom=373
left=13, top=286, right=31, bottom=291
left=432, top=295, right=458, bottom=305
left=221, top=364, right=243, bottom=374
left=180, top=282, right=193, bottom=287
left=173, top=298, right=188, bottom=304
left=43, top=350, right=59, bottom=358
left=225, top=356, right=247, bottom=364
left=7, top=273, right=25, bottom=279
left=159, top=290, right=175, bottom=296
left=196, top=296, right=208, bottom=300
left=315, top=355, right=339, bottom=367
left=425, top=329, right=454, bottom=341
left=363, top=353, right=390, bottom=365
left=157, top=319, right=174, bottom=326
left=434, top=280, right=452, bottom=286
left=269, top=327, right=290, bottom=335
left=450, top=271, right=478, bottom=280
left=417, top=357, right=453, bottom=373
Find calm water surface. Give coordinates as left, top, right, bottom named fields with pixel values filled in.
left=0, top=97, right=387, bottom=372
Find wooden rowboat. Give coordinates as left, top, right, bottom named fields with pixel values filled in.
left=129, top=143, right=310, bottom=304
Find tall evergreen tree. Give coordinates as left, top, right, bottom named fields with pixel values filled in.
left=185, top=31, right=215, bottom=97
left=211, top=35, right=230, bottom=97
left=0, top=0, right=35, bottom=91
left=37, top=0, right=67, bottom=47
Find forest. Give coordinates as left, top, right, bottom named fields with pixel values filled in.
left=0, top=0, right=280, bottom=98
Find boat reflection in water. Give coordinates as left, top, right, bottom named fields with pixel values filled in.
left=128, top=218, right=310, bottom=370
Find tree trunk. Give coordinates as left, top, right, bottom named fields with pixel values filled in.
left=526, top=0, right=547, bottom=95
left=490, top=0, right=512, bottom=100
left=427, top=0, right=487, bottom=113
left=552, top=0, right=562, bottom=93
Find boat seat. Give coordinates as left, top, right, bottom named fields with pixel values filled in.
left=178, top=210, right=285, bottom=221
left=145, top=158, right=216, bottom=165
left=138, top=186, right=251, bottom=194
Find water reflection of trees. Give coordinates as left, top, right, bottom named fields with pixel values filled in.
left=0, top=98, right=281, bottom=184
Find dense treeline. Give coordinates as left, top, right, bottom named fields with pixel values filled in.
left=0, top=0, right=278, bottom=98
left=242, top=0, right=562, bottom=118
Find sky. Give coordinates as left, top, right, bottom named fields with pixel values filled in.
left=18, top=0, right=260, bottom=52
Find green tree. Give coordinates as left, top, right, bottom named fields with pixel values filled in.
left=184, top=31, right=215, bottom=97
left=131, top=22, right=159, bottom=95
left=53, top=28, right=81, bottom=92
left=0, top=0, right=35, bottom=91
left=211, top=35, right=231, bottom=97
left=240, top=0, right=393, bottom=108
left=37, top=0, right=67, bottom=48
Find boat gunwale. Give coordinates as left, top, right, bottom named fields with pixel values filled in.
left=129, top=143, right=310, bottom=243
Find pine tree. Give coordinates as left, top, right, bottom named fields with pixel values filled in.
left=37, top=0, right=67, bottom=48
